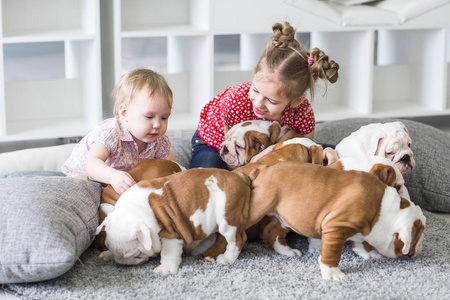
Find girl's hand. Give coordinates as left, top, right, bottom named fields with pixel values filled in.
left=323, top=148, right=339, bottom=166
left=109, top=170, right=136, bottom=195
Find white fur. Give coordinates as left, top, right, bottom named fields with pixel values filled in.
left=335, top=121, right=415, bottom=174
left=96, top=184, right=163, bottom=265
left=221, top=120, right=285, bottom=168
left=153, top=238, right=184, bottom=274
left=318, top=256, right=345, bottom=281
left=349, top=187, right=426, bottom=258
left=274, top=237, right=303, bottom=257
left=195, top=176, right=241, bottom=264
left=281, top=137, right=318, bottom=148
left=338, top=156, right=405, bottom=189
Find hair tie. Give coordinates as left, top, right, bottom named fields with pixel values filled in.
left=307, top=56, right=314, bottom=65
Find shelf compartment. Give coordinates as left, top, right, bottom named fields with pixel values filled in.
left=377, top=29, right=447, bottom=113
left=1, top=39, right=101, bottom=141
left=1, top=0, right=98, bottom=39
left=120, top=0, right=209, bottom=35
left=311, top=30, right=375, bottom=116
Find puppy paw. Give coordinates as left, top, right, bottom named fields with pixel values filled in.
left=215, top=254, right=237, bottom=265
left=319, top=256, right=345, bottom=281
left=153, top=264, right=178, bottom=275
left=203, top=256, right=216, bottom=263
left=352, top=242, right=383, bottom=259
left=274, top=242, right=303, bottom=257
left=308, top=237, right=321, bottom=253
left=321, top=266, right=346, bottom=281
left=99, top=250, right=114, bottom=261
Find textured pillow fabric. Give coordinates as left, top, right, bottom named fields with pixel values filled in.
left=329, top=0, right=377, bottom=5
left=0, top=175, right=101, bottom=284
left=171, top=137, right=192, bottom=169
left=315, top=118, right=450, bottom=213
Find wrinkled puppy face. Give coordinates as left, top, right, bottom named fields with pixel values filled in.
left=220, top=120, right=281, bottom=169
left=376, top=122, right=415, bottom=174
left=374, top=192, right=426, bottom=259
left=97, top=215, right=157, bottom=265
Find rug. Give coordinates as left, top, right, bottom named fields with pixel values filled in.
left=2, top=211, right=450, bottom=300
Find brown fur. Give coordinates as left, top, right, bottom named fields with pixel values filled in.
left=248, top=162, right=388, bottom=268
left=139, top=168, right=251, bottom=250
left=93, top=159, right=183, bottom=251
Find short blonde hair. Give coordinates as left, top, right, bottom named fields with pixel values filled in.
left=112, top=69, right=173, bottom=116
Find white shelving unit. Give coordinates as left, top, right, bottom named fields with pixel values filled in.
left=101, top=0, right=450, bottom=138
left=0, top=0, right=101, bottom=142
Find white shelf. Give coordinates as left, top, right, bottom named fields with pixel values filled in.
left=0, top=0, right=102, bottom=142
left=101, top=0, right=450, bottom=139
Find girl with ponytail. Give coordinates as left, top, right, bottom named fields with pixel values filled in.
left=190, top=21, right=340, bottom=169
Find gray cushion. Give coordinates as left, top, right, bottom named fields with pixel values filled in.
left=171, top=137, right=191, bottom=168
left=315, top=118, right=450, bottom=213
left=0, top=175, right=101, bottom=284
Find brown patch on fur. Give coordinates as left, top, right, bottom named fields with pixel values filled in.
left=400, top=198, right=411, bottom=209
left=241, top=121, right=253, bottom=127
left=369, top=164, right=396, bottom=187
left=407, top=219, right=425, bottom=256
left=93, top=159, right=183, bottom=251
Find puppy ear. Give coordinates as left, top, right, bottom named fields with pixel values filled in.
left=309, top=145, right=324, bottom=165
left=397, top=225, right=412, bottom=255
left=248, top=165, right=268, bottom=183
left=268, top=122, right=282, bottom=144
left=137, top=224, right=153, bottom=251
left=244, top=133, right=267, bottom=160
left=369, top=164, right=396, bottom=187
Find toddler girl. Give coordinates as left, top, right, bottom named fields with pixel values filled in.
left=190, top=21, right=340, bottom=169
left=62, top=68, right=176, bottom=194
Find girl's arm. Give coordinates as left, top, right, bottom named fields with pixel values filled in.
left=85, top=142, right=135, bottom=194
left=165, top=150, right=177, bottom=162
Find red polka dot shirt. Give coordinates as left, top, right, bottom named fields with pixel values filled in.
left=197, top=81, right=315, bottom=151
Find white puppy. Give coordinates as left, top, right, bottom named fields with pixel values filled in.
left=335, top=121, right=415, bottom=174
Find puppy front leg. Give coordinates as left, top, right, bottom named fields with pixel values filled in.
left=153, top=238, right=184, bottom=275
left=319, top=231, right=350, bottom=280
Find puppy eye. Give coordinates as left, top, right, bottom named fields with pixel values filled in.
left=236, top=144, right=245, bottom=150
left=408, top=143, right=411, bottom=148
left=386, top=152, right=394, bottom=156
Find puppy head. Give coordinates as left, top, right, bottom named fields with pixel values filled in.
left=337, top=122, right=415, bottom=174
left=375, top=122, right=415, bottom=174
left=371, top=189, right=426, bottom=259
left=367, top=157, right=405, bottom=193
left=96, top=215, right=158, bottom=265
left=220, top=120, right=281, bottom=169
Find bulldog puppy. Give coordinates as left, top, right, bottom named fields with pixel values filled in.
left=93, top=158, right=185, bottom=251
left=220, top=120, right=302, bottom=169
left=307, top=156, right=407, bottom=259
left=234, top=137, right=324, bottom=257
left=248, top=161, right=426, bottom=280
left=96, top=168, right=251, bottom=275
left=335, top=121, right=415, bottom=174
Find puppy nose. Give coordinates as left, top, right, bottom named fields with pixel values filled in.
left=222, top=146, right=229, bottom=155
left=400, top=154, right=411, bottom=164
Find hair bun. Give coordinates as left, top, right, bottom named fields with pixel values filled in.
left=271, top=22, right=299, bottom=49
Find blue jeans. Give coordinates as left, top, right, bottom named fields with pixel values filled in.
left=189, top=131, right=228, bottom=169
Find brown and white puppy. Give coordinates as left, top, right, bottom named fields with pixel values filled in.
left=307, top=156, right=407, bottom=259
left=96, top=168, right=251, bottom=275
left=335, top=121, right=415, bottom=174
left=233, top=137, right=323, bottom=257
left=220, top=120, right=302, bottom=169
left=93, top=158, right=185, bottom=251
left=248, top=162, right=426, bottom=280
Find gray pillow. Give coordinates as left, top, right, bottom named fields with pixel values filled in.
left=171, top=137, right=192, bottom=168
left=0, top=175, right=101, bottom=283
left=315, top=118, right=450, bottom=213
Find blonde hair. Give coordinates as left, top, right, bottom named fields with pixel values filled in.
left=255, top=21, right=339, bottom=102
left=112, top=69, right=173, bottom=116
